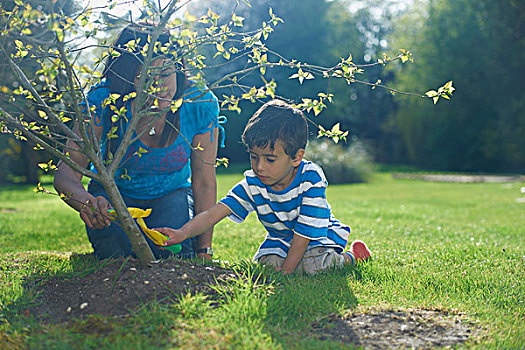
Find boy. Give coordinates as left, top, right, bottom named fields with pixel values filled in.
left=156, top=100, right=371, bottom=274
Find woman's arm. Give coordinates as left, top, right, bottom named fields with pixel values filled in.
left=190, top=127, right=219, bottom=259
left=53, top=124, right=112, bottom=229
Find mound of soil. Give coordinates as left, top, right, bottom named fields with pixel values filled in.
left=312, top=308, right=480, bottom=349
left=28, top=257, right=237, bottom=324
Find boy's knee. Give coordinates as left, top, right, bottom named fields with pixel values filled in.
left=298, top=247, right=345, bottom=274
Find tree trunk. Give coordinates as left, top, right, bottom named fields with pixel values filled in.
left=100, top=174, right=156, bottom=268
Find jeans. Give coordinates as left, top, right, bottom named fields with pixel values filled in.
left=86, top=182, right=196, bottom=260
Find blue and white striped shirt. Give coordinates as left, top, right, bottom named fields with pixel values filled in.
left=219, top=160, right=351, bottom=260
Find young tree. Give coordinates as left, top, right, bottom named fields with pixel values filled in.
left=0, top=0, right=452, bottom=267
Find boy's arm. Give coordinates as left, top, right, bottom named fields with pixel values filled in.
left=155, top=203, right=232, bottom=246
left=280, top=234, right=310, bottom=274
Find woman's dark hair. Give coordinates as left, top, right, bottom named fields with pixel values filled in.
left=242, top=99, right=308, bottom=157
left=103, top=23, right=187, bottom=154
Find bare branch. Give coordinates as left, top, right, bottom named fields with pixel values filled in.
left=0, top=105, right=101, bottom=182
left=1, top=48, right=82, bottom=142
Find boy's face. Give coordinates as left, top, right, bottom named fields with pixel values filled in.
left=249, top=140, right=304, bottom=191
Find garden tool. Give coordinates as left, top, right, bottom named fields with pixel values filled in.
left=108, top=208, right=182, bottom=254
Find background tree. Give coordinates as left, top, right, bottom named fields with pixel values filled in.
left=0, top=0, right=79, bottom=184
left=190, top=0, right=407, bottom=164
left=387, top=0, right=525, bottom=172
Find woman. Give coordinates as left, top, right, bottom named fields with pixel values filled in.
left=54, top=23, right=220, bottom=260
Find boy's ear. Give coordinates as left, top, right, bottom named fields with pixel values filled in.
left=292, top=149, right=305, bottom=166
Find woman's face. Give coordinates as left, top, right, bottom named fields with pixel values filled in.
left=134, top=58, right=177, bottom=110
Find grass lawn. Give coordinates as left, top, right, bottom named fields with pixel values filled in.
left=0, top=172, right=523, bottom=348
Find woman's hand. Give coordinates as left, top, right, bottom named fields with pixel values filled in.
left=79, top=195, right=112, bottom=229
left=155, top=227, right=188, bottom=247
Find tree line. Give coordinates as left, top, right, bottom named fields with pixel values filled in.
left=1, top=0, right=522, bottom=185
left=201, top=0, right=524, bottom=173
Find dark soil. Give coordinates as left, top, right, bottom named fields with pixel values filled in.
left=27, top=258, right=481, bottom=348
left=28, top=257, right=237, bottom=324
left=312, top=307, right=481, bottom=349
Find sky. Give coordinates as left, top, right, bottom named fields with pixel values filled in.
left=81, top=0, right=415, bottom=22
left=81, top=0, right=186, bottom=19
left=82, top=0, right=144, bottom=17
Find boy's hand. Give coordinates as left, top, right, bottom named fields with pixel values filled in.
left=277, top=266, right=294, bottom=275
left=280, top=234, right=310, bottom=275
left=273, top=266, right=293, bottom=275
left=154, top=227, right=187, bottom=247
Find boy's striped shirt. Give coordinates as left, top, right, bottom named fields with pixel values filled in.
left=219, top=160, right=350, bottom=260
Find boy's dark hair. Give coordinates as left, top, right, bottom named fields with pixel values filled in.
left=242, top=100, right=308, bottom=157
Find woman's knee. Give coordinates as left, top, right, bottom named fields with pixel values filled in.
left=87, top=223, right=133, bottom=260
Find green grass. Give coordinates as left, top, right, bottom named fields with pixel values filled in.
left=1, top=173, right=524, bottom=349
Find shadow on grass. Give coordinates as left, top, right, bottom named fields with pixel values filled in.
left=260, top=264, right=368, bottom=349
left=203, top=259, right=366, bottom=348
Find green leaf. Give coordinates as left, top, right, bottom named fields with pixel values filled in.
left=56, top=29, right=64, bottom=42
left=231, top=13, right=244, bottom=26
left=170, top=98, right=183, bottom=113
left=134, top=147, right=148, bottom=158
left=110, top=93, right=121, bottom=101
left=185, top=11, right=197, bottom=22
left=444, top=80, right=455, bottom=94
left=216, top=157, right=229, bottom=168
left=122, top=92, right=136, bottom=102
